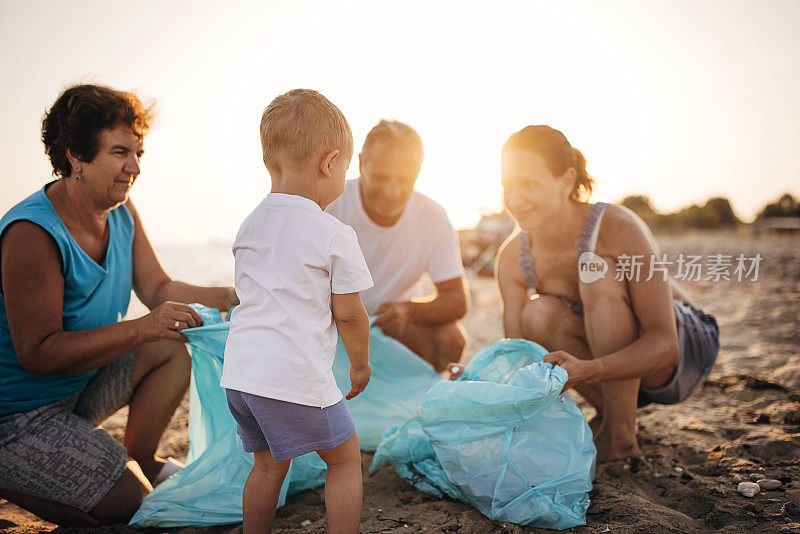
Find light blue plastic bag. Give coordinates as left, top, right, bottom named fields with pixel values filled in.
left=371, top=338, right=596, bottom=530
left=130, top=306, right=439, bottom=527
left=332, top=320, right=441, bottom=449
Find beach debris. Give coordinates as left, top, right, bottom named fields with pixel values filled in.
left=738, top=482, right=761, bottom=497
left=759, top=479, right=783, bottom=491
left=742, top=375, right=788, bottom=391
left=750, top=473, right=766, bottom=482
left=782, top=502, right=800, bottom=520
left=674, top=466, right=684, bottom=473
left=300, top=519, right=311, bottom=527
left=748, top=412, right=771, bottom=424
left=711, top=485, right=727, bottom=497
left=732, top=474, right=744, bottom=483
left=600, top=526, right=611, bottom=533
left=745, top=502, right=764, bottom=514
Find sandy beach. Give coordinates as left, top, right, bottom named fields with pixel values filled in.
left=2, top=232, right=799, bottom=534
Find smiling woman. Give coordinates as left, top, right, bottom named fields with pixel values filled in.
left=495, top=125, right=720, bottom=462
left=0, top=84, right=238, bottom=526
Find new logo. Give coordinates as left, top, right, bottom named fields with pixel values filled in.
left=578, top=251, right=608, bottom=283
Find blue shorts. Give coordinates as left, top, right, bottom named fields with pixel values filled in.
left=638, top=300, right=720, bottom=406
left=225, top=389, right=356, bottom=461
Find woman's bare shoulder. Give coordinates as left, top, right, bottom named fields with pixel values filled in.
left=497, top=228, right=522, bottom=264
left=598, top=204, right=659, bottom=256
left=496, top=228, right=527, bottom=292
left=1, top=220, right=60, bottom=258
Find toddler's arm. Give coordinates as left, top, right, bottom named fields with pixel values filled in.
left=332, top=292, right=371, bottom=399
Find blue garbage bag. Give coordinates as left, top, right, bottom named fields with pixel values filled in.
left=332, top=321, right=441, bottom=449
left=130, top=306, right=440, bottom=527
left=371, top=338, right=596, bottom=530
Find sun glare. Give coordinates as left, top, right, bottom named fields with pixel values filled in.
left=0, top=1, right=798, bottom=243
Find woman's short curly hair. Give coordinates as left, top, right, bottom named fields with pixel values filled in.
left=41, top=84, right=156, bottom=177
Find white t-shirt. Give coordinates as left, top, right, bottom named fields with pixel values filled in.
left=325, top=178, right=465, bottom=315
left=220, top=193, right=373, bottom=408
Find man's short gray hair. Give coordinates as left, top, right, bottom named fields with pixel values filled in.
left=362, top=119, right=423, bottom=162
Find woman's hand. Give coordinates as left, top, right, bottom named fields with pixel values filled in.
left=136, top=301, right=204, bottom=343
left=346, top=363, right=371, bottom=400
left=543, top=350, right=598, bottom=391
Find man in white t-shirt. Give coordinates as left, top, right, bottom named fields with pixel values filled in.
left=326, top=120, right=468, bottom=372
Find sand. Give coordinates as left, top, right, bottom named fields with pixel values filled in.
left=2, top=232, right=799, bottom=533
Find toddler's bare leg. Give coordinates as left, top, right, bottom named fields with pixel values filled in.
left=316, top=434, right=363, bottom=534
left=244, top=449, right=290, bottom=534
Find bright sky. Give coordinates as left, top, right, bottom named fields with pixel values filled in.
left=1, top=0, right=799, bottom=245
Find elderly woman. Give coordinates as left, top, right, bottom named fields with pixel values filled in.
left=0, top=84, right=237, bottom=525
left=494, top=125, right=719, bottom=462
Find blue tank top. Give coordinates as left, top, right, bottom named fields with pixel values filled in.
left=0, top=183, right=134, bottom=417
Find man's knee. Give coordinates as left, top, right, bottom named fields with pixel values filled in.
left=433, top=322, right=467, bottom=362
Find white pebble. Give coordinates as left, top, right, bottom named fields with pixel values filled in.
left=301, top=519, right=311, bottom=526
left=757, top=478, right=782, bottom=490
left=732, top=474, right=743, bottom=483
left=737, top=481, right=761, bottom=497
left=675, top=467, right=684, bottom=473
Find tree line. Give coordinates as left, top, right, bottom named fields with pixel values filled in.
left=619, top=193, right=799, bottom=232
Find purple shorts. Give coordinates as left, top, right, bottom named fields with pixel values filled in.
left=225, top=389, right=356, bottom=461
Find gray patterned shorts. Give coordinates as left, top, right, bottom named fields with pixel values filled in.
left=0, top=351, right=135, bottom=512
left=638, top=300, right=720, bottom=406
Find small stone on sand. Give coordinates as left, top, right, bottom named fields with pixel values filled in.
left=750, top=473, right=766, bottom=482
left=732, top=474, right=744, bottom=483
left=711, top=486, right=727, bottom=497
left=758, top=479, right=783, bottom=490
left=738, top=481, right=761, bottom=497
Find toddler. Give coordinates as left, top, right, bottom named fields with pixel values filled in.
left=221, top=89, right=372, bottom=533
